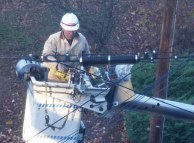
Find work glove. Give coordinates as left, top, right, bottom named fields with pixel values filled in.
left=57, top=63, right=68, bottom=73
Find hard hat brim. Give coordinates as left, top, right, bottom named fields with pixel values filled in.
left=60, top=22, right=79, bottom=31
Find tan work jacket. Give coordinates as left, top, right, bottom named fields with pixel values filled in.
left=42, top=31, right=90, bottom=81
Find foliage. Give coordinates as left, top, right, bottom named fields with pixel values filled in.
left=125, top=61, right=194, bottom=143
left=168, top=61, right=194, bottom=103
left=125, top=112, right=150, bottom=143
left=164, top=119, right=194, bottom=143
left=131, top=63, right=156, bottom=95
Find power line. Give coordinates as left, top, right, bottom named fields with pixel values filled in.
left=103, top=54, right=193, bottom=123
left=8, top=52, right=194, bottom=142
left=26, top=57, right=194, bottom=142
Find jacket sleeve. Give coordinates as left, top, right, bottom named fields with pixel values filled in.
left=82, top=38, right=91, bottom=73
left=83, top=38, right=91, bottom=56
left=42, top=35, right=58, bottom=69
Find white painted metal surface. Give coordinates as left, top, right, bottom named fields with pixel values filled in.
left=23, top=79, right=82, bottom=143
left=22, top=77, right=110, bottom=143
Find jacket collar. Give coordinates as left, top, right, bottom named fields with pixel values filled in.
left=60, top=31, right=79, bottom=40
left=60, top=31, right=80, bottom=49
left=60, top=31, right=79, bottom=47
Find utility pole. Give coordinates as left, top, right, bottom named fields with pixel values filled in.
left=148, top=0, right=178, bottom=143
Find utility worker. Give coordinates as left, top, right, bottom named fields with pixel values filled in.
left=42, top=13, right=90, bottom=82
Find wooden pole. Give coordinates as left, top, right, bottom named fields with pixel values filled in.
left=148, top=0, right=178, bottom=143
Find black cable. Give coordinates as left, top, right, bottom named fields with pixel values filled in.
left=27, top=58, right=194, bottom=142
left=14, top=52, right=194, bottom=142
left=81, top=59, right=192, bottom=141
left=24, top=63, right=137, bottom=142
left=101, top=62, right=147, bottom=118
left=58, top=59, right=194, bottom=142
left=101, top=56, right=194, bottom=129
left=105, top=55, right=194, bottom=122
left=86, top=54, right=192, bottom=130
left=25, top=84, right=109, bottom=142
left=1, top=50, right=194, bottom=61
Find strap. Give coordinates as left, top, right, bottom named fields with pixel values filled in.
left=45, top=105, right=71, bottom=130
left=45, top=81, right=48, bottom=114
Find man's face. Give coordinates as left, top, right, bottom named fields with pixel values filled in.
left=63, top=29, right=76, bottom=40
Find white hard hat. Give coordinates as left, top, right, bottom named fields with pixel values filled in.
left=60, top=13, right=79, bottom=31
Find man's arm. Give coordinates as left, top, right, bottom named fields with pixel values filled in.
left=42, top=35, right=58, bottom=69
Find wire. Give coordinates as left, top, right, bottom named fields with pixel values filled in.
left=91, top=54, right=193, bottom=131
left=1, top=51, right=194, bottom=61
left=104, top=54, right=194, bottom=122
left=72, top=58, right=193, bottom=142
left=26, top=57, right=194, bottom=141
left=53, top=58, right=194, bottom=142
left=24, top=62, right=137, bottom=142
left=13, top=53, right=193, bottom=142
left=101, top=60, right=194, bottom=134
left=25, top=84, right=109, bottom=142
